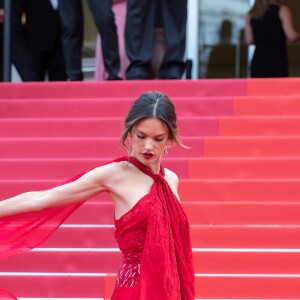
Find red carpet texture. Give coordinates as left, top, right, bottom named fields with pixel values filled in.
left=1, top=78, right=300, bottom=299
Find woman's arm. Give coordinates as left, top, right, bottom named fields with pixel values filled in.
left=280, top=5, right=300, bottom=42
left=244, top=13, right=254, bottom=45
left=0, top=164, right=114, bottom=218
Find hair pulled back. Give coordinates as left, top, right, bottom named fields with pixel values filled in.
left=120, top=91, right=184, bottom=149
left=249, top=0, right=284, bottom=18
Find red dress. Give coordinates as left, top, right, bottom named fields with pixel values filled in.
left=0, top=157, right=195, bottom=299
left=0, top=289, right=18, bottom=299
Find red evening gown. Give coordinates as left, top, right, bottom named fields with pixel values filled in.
left=0, top=289, right=18, bottom=299
left=0, top=157, right=195, bottom=299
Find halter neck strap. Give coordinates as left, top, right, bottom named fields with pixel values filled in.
left=114, top=156, right=165, bottom=181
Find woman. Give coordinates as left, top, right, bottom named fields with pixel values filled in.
left=245, top=0, right=300, bottom=77
left=125, top=0, right=187, bottom=80
left=0, top=91, right=195, bottom=299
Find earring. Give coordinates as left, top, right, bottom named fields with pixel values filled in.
left=164, top=147, right=168, bottom=155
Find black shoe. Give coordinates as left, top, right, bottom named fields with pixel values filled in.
left=107, top=75, right=123, bottom=80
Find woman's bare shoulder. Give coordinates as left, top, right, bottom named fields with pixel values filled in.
left=164, top=168, right=180, bottom=201
left=164, top=168, right=179, bottom=186
left=88, top=160, right=130, bottom=181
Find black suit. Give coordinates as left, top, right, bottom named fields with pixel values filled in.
left=11, top=0, right=39, bottom=81
left=58, top=0, right=120, bottom=80
left=125, top=0, right=187, bottom=80
left=24, top=0, right=66, bottom=81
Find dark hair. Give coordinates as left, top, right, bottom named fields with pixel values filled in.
left=120, top=91, right=185, bottom=149
left=249, top=0, right=284, bottom=18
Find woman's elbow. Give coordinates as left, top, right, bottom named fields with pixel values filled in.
left=244, top=36, right=254, bottom=45
left=288, top=32, right=300, bottom=42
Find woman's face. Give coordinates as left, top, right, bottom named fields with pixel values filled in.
left=130, top=118, right=169, bottom=172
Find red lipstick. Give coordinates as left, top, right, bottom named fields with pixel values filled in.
left=142, top=153, right=153, bottom=160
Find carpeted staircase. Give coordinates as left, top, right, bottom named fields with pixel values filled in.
left=0, top=78, right=300, bottom=299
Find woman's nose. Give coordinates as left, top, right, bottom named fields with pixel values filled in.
left=144, top=138, right=153, bottom=149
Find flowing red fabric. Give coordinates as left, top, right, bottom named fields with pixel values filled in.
left=0, top=157, right=195, bottom=299
left=111, top=157, right=195, bottom=300
left=0, top=289, right=18, bottom=300
left=0, top=173, right=85, bottom=259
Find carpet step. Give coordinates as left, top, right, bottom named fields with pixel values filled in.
left=2, top=78, right=300, bottom=300
left=52, top=200, right=300, bottom=226
left=0, top=157, right=190, bottom=180
left=9, top=116, right=300, bottom=138
left=189, top=157, right=300, bottom=179
left=62, top=201, right=300, bottom=226
left=2, top=78, right=300, bottom=99
left=2, top=179, right=300, bottom=202
left=198, top=276, right=300, bottom=299
left=234, top=96, right=300, bottom=116
left=3, top=136, right=300, bottom=159
left=0, top=274, right=299, bottom=299
left=26, top=200, right=300, bottom=227
left=192, top=225, right=300, bottom=248
left=0, top=97, right=234, bottom=118
left=0, top=137, right=204, bottom=158
left=1, top=250, right=300, bottom=275
left=1, top=192, right=300, bottom=226
left=0, top=274, right=110, bottom=299
left=246, top=77, right=300, bottom=96
left=185, top=201, right=300, bottom=225
left=44, top=200, right=300, bottom=226
left=204, top=136, right=300, bottom=157
left=220, top=116, right=300, bottom=136
left=19, top=224, right=300, bottom=249
left=0, top=79, right=247, bottom=99
left=0, top=117, right=219, bottom=137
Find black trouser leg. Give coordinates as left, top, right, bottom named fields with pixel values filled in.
left=58, top=0, right=83, bottom=80
left=11, top=0, right=38, bottom=81
left=159, top=0, right=187, bottom=79
left=88, top=0, right=120, bottom=79
left=125, top=0, right=155, bottom=79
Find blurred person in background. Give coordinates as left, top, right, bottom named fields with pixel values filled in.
left=245, top=0, right=300, bottom=77
left=10, top=0, right=38, bottom=81
left=24, top=0, right=67, bottom=81
left=58, top=0, right=121, bottom=81
left=125, top=0, right=187, bottom=80
left=95, top=0, right=166, bottom=80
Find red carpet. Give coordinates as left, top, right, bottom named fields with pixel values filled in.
left=0, top=78, right=300, bottom=299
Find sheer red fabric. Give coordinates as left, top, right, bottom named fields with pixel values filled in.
left=0, top=157, right=195, bottom=299
left=0, top=289, right=18, bottom=300
left=0, top=173, right=85, bottom=259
